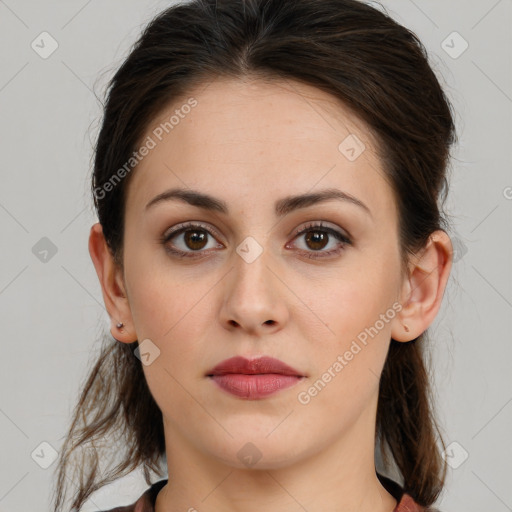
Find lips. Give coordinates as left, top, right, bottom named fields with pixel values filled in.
left=206, top=356, right=305, bottom=400
left=207, top=356, right=304, bottom=377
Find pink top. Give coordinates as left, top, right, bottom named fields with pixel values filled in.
left=101, top=473, right=441, bottom=511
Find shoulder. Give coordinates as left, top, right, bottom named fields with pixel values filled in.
left=377, top=473, right=443, bottom=512
left=396, top=493, right=444, bottom=512
left=100, top=506, right=134, bottom=512
left=97, top=479, right=168, bottom=512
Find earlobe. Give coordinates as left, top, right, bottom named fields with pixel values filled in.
left=88, top=222, right=138, bottom=343
left=391, top=230, right=453, bottom=342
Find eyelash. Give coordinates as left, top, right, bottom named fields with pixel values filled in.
left=159, top=221, right=352, bottom=260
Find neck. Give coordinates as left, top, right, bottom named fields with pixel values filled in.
left=156, top=466, right=397, bottom=512
left=155, top=397, right=398, bottom=512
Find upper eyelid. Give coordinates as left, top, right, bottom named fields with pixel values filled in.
left=291, top=221, right=350, bottom=239
left=164, top=221, right=220, bottom=237
left=164, top=220, right=351, bottom=244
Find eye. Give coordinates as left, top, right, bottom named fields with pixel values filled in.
left=160, top=220, right=352, bottom=260
left=286, top=221, right=352, bottom=259
left=160, top=222, right=223, bottom=259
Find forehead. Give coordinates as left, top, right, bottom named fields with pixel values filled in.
left=125, top=76, right=394, bottom=221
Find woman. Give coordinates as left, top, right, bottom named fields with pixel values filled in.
left=52, top=0, right=456, bottom=510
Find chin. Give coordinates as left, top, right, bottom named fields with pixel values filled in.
left=207, top=435, right=308, bottom=471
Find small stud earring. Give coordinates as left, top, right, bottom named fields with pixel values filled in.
left=403, top=323, right=410, bottom=333
left=116, top=322, right=124, bottom=329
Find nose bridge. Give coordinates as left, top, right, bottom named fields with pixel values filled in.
left=232, top=234, right=274, bottom=302
left=220, top=232, right=287, bottom=332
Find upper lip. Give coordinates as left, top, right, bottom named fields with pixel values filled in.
left=207, top=356, right=304, bottom=377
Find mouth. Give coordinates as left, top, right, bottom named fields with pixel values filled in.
left=206, top=355, right=305, bottom=378
left=206, top=356, right=305, bottom=400
left=207, top=373, right=304, bottom=399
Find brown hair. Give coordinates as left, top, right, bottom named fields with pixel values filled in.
left=51, top=0, right=457, bottom=510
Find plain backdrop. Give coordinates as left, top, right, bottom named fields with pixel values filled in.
left=0, top=1, right=510, bottom=511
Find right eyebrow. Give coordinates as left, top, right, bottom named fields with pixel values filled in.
left=145, top=186, right=372, bottom=219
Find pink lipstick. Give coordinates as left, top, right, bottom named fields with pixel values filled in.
left=207, top=356, right=305, bottom=400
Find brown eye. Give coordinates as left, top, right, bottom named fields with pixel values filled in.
left=288, top=221, right=352, bottom=259
left=304, top=230, right=329, bottom=251
left=161, top=222, right=224, bottom=259
left=161, top=221, right=351, bottom=261
left=183, top=229, right=208, bottom=250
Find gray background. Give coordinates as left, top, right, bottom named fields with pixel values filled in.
left=0, top=1, right=510, bottom=511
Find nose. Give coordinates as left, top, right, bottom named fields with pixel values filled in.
left=219, top=244, right=289, bottom=336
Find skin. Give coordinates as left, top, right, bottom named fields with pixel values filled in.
left=89, top=76, right=452, bottom=512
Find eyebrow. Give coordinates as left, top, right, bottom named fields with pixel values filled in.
left=145, top=187, right=372, bottom=218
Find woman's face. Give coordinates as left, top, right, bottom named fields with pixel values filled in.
left=121, top=77, right=406, bottom=468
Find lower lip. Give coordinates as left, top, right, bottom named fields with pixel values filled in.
left=209, top=374, right=303, bottom=399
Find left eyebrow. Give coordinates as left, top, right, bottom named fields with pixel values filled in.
left=144, top=186, right=372, bottom=219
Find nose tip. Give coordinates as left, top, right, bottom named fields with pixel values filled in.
left=220, top=246, right=290, bottom=336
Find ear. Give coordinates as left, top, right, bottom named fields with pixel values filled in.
left=88, top=222, right=137, bottom=343
left=391, top=230, right=453, bottom=342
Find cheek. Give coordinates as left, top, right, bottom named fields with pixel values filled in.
left=129, top=272, right=215, bottom=403
left=297, top=281, right=395, bottom=423
left=124, top=252, right=218, bottom=373
left=300, top=265, right=393, bottom=339
left=128, top=275, right=210, bottom=343
left=297, top=258, right=398, bottom=381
